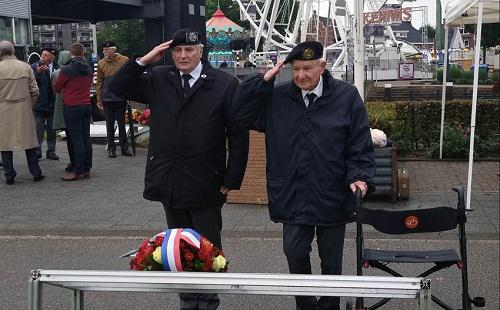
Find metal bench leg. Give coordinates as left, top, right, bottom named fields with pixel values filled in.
left=71, top=290, right=84, bottom=310
left=28, top=272, right=42, bottom=310
left=417, top=279, right=431, bottom=310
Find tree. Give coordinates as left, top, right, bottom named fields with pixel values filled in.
left=465, top=23, right=500, bottom=64
left=419, top=25, right=436, bottom=41
left=96, top=19, right=146, bottom=58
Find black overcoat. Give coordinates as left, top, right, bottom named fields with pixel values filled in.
left=109, top=59, right=249, bottom=209
left=233, top=70, right=375, bottom=225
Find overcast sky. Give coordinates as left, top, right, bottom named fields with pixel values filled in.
left=318, top=0, right=455, bottom=28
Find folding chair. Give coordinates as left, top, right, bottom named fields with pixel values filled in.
left=353, top=186, right=485, bottom=310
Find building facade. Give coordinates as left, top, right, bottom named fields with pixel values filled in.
left=0, top=0, right=32, bottom=59
left=32, top=22, right=98, bottom=53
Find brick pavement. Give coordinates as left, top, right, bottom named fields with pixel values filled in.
left=0, top=144, right=498, bottom=238
left=401, top=160, right=499, bottom=193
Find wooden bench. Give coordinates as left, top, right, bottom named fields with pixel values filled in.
left=368, top=144, right=398, bottom=203
left=28, top=270, right=431, bottom=310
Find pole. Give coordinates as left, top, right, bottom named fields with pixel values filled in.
left=91, top=23, right=97, bottom=55
left=439, top=24, right=449, bottom=159
left=466, top=0, right=484, bottom=210
left=354, top=0, right=365, bottom=98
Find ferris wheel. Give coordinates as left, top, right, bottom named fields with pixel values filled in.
left=234, top=0, right=351, bottom=53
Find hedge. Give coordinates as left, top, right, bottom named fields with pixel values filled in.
left=366, top=99, right=499, bottom=158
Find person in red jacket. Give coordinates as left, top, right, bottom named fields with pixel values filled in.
left=53, top=43, right=93, bottom=181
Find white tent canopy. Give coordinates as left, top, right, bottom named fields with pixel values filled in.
left=439, top=0, right=499, bottom=209
left=445, top=0, right=500, bottom=25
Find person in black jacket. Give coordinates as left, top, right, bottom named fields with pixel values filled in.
left=109, top=28, right=248, bottom=310
left=232, top=41, right=375, bottom=310
left=31, top=47, right=60, bottom=160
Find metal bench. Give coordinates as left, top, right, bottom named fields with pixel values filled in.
left=28, top=270, right=431, bottom=310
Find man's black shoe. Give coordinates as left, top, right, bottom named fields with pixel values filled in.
left=33, top=175, right=45, bottom=182
left=46, top=153, right=59, bottom=160
left=121, top=149, right=133, bottom=156
left=108, top=150, right=117, bottom=158
left=5, top=178, right=14, bottom=185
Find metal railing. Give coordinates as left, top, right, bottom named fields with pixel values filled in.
left=28, top=269, right=431, bottom=310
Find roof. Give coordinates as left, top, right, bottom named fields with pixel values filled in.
left=206, top=8, right=243, bottom=33
left=391, top=21, right=426, bottom=43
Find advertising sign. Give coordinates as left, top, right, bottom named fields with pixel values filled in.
left=399, top=63, right=414, bottom=80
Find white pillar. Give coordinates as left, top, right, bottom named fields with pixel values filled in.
left=466, top=0, right=484, bottom=210
left=354, top=0, right=365, bottom=98
left=91, top=23, right=98, bottom=55
left=439, top=24, right=449, bottom=159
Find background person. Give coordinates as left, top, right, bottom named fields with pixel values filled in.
left=31, top=47, right=60, bottom=160
left=0, top=41, right=45, bottom=185
left=51, top=50, right=75, bottom=172
left=53, top=43, right=93, bottom=181
left=95, top=41, right=132, bottom=158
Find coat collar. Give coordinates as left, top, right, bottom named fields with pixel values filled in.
left=284, top=70, right=335, bottom=107
left=163, top=59, right=216, bottom=113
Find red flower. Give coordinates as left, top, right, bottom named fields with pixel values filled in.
left=185, top=252, right=194, bottom=261
left=154, top=235, right=164, bottom=247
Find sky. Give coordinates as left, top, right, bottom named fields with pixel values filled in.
left=318, top=0, right=455, bottom=29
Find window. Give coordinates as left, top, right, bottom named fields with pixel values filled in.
left=71, top=23, right=76, bottom=30
left=14, top=18, right=30, bottom=44
left=58, top=31, right=63, bottom=39
left=0, top=16, right=13, bottom=41
left=464, top=40, right=469, bottom=47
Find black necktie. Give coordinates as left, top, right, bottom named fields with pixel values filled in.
left=182, top=74, right=192, bottom=97
left=306, top=93, right=316, bottom=107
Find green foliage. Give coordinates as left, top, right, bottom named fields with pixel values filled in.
left=419, top=25, right=435, bottom=40
left=491, top=70, right=500, bottom=81
left=465, top=23, right=500, bottom=49
left=437, top=66, right=491, bottom=84
left=97, top=19, right=146, bottom=58
left=426, top=124, right=469, bottom=158
left=366, top=100, right=500, bottom=158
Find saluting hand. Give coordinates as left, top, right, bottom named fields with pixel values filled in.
left=263, top=61, right=285, bottom=82
left=138, top=40, right=173, bottom=65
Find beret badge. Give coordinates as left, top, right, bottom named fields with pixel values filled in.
left=303, top=48, right=314, bottom=60
left=186, top=32, right=199, bottom=44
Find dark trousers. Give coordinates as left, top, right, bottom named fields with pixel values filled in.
left=283, top=223, right=346, bottom=310
left=64, top=129, right=75, bottom=169
left=63, top=105, right=92, bottom=174
left=34, top=111, right=56, bottom=155
left=103, top=101, right=128, bottom=151
left=163, top=204, right=223, bottom=310
left=1, top=148, right=41, bottom=180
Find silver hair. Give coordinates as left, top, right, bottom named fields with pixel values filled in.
left=0, top=40, right=15, bottom=59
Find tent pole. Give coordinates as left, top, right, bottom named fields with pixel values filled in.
left=466, top=0, right=484, bottom=210
left=439, top=24, right=449, bottom=159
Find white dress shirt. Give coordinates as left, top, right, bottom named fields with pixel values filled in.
left=181, top=61, right=203, bottom=88
left=301, top=75, right=323, bottom=108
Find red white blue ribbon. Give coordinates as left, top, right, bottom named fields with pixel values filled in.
left=161, top=228, right=202, bottom=271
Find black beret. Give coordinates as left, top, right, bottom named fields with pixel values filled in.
left=101, top=41, right=116, bottom=48
left=41, top=47, right=57, bottom=56
left=170, top=28, right=201, bottom=48
left=284, top=41, right=323, bottom=64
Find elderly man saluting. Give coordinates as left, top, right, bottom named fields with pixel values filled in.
left=108, top=29, right=249, bottom=310
left=233, top=41, right=375, bottom=310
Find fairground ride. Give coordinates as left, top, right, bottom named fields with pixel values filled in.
left=234, top=0, right=425, bottom=76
